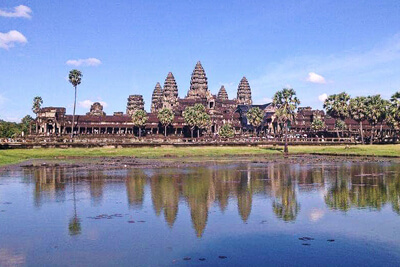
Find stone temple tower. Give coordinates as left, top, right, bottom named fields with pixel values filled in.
left=126, top=95, right=144, bottom=115
left=217, top=85, right=229, bottom=101
left=236, top=77, right=252, bottom=105
left=162, top=72, right=179, bottom=110
left=151, top=82, right=163, bottom=113
left=186, top=61, right=209, bottom=99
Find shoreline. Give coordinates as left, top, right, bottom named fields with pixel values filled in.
left=0, top=145, right=399, bottom=168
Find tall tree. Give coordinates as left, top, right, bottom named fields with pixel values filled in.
left=387, top=92, right=400, bottom=141
left=157, top=108, right=174, bottom=137
left=131, top=110, right=148, bottom=138
left=323, top=92, right=350, bottom=138
left=183, top=104, right=209, bottom=138
left=68, top=69, right=82, bottom=138
left=183, top=106, right=197, bottom=138
left=349, top=96, right=367, bottom=143
left=272, top=88, right=300, bottom=154
left=21, top=115, right=34, bottom=135
left=364, top=95, right=387, bottom=144
left=32, top=96, right=43, bottom=134
left=246, top=107, right=264, bottom=136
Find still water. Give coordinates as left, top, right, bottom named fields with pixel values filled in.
left=1, top=159, right=400, bottom=266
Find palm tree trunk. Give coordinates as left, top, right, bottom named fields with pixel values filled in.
left=197, top=128, right=200, bottom=138
left=191, top=128, right=194, bottom=139
left=359, top=121, right=364, bottom=144
left=370, top=125, right=375, bottom=145
left=284, top=121, right=288, bottom=154
left=139, top=127, right=141, bottom=138
left=164, top=125, right=167, bottom=137
left=71, top=86, right=77, bottom=138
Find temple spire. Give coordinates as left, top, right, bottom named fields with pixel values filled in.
left=217, top=85, right=228, bottom=101
left=162, top=72, right=178, bottom=109
left=187, top=61, right=209, bottom=99
left=236, top=77, right=252, bottom=105
left=151, top=82, right=163, bottom=113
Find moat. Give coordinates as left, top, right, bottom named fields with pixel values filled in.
left=1, top=158, right=400, bottom=266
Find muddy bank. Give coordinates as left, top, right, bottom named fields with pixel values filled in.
left=1, top=154, right=398, bottom=172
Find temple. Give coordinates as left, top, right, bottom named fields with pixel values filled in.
left=34, top=61, right=390, bottom=139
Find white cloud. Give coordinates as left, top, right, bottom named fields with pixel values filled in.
left=307, top=72, right=327, bottom=84
left=78, top=100, right=108, bottom=109
left=0, top=5, right=32, bottom=18
left=66, top=58, right=102, bottom=67
left=318, top=93, right=328, bottom=102
left=0, top=30, right=27, bottom=49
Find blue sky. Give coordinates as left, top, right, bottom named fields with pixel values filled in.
left=1, top=0, right=399, bottom=121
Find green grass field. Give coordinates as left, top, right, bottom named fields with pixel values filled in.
left=0, top=144, right=399, bottom=166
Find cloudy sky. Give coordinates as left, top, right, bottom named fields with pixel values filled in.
left=1, top=0, right=400, bottom=121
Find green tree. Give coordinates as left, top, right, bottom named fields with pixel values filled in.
left=132, top=110, right=148, bottom=138
left=246, top=107, right=264, bottom=136
left=364, top=95, right=387, bottom=144
left=349, top=96, right=367, bottom=143
left=387, top=92, right=400, bottom=141
left=157, top=108, right=174, bottom=137
left=272, top=88, right=300, bottom=154
left=335, top=119, right=347, bottom=133
left=311, top=117, right=325, bottom=132
left=183, top=104, right=210, bottom=138
left=21, top=115, right=34, bottom=135
left=323, top=92, right=350, bottom=138
left=68, top=69, right=82, bottom=138
left=32, top=96, right=43, bottom=116
left=197, top=111, right=211, bottom=137
left=219, top=123, right=235, bottom=138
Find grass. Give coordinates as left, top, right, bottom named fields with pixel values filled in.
left=0, top=144, right=399, bottom=166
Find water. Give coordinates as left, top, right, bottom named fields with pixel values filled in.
left=1, top=159, right=400, bottom=266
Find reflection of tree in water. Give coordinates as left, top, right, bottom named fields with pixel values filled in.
left=126, top=170, right=146, bottom=208
left=271, top=165, right=300, bottom=222
left=69, top=168, right=81, bottom=236
left=324, top=163, right=400, bottom=213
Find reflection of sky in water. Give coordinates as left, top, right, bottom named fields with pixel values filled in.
left=0, top=161, right=400, bottom=266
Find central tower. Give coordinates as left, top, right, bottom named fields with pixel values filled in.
left=186, top=61, right=209, bottom=99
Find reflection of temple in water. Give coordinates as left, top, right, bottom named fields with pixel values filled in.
left=25, top=161, right=400, bottom=237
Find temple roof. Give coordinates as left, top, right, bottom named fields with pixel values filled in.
left=187, top=61, right=208, bottom=98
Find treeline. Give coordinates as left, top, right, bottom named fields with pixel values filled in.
left=0, top=115, right=34, bottom=138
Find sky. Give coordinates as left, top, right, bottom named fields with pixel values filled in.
left=1, top=0, right=400, bottom=121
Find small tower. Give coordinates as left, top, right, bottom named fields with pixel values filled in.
left=162, top=72, right=179, bottom=109
left=236, top=77, right=252, bottom=105
left=186, top=61, right=209, bottom=99
left=151, top=82, right=163, bottom=113
left=217, top=85, right=229, bottom=101
left=126, top=95, right=144, bottom=115
left=87, top=102, right=106, bottom=116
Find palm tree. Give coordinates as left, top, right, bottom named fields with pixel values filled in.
left=388, top=92, right=400, bottom=142
left=272, top=88, right=300, bottom=154
left=197, top=111, right=211, bottom=137
left=32, top=96, right=43, bottom=134
left=311, top=117, right=325, bottom=132
left=364, top=95, right=387, bottom=144
left=131, top=110, right=148, bottom=138
left=183, top=106, right=197, bottom=138
left=219, top=123, right=235, bottom=138
left=246, top=107, right=264, bottom=136
left=157, top=108, right=174, bottom=137
left=68, top=69, right=82, bottom=138
left=323, top=92, right=350, bottom=138
left=349, top=96, right=367, bottom=143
